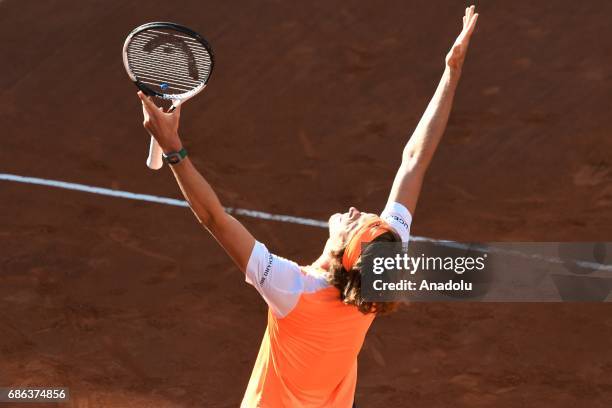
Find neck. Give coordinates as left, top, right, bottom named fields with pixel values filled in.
left=310, top=239, right=335, bottom=271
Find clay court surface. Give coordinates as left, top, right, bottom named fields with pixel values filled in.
left=1, top=0, right=612, bottom=406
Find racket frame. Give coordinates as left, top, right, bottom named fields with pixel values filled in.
left=122, top=22, right=214, bottom=169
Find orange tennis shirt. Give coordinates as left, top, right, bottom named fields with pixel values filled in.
left=241, top=202, right=412, bottom=407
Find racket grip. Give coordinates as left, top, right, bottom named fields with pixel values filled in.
left=146, top=136, right=164, bottom=170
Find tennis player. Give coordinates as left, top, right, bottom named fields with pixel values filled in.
left=137, top=6, right=478, bottom=407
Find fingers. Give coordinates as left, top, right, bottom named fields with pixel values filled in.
left=141, top=103, right=153, bottom=135
left=173, top=103, right=182, bottom=117
left=460, top=5, right=478, bottom=39
left=463, top=5, right=476, bottom=25
left=141, top=103, right=149, bottom=120
left=138, top=92, right=158, bottom=133
left=466, top=13, right=479, bottom=36
left=165, top=100, right=182, bottom=117
left=138, top=91, right=154, bottom=109
left=138, top=93, right=150, bottom=119
left=137, top=91, right=159, bottom=114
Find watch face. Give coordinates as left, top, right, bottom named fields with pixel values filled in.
left=167, top=153, right=181, bottom=164
left=163, top=148, right=187, bottom=165
left=164, top=152, right=181, bottom=164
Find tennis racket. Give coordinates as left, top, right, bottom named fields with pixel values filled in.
left=122, top=22, right=214, bottom=170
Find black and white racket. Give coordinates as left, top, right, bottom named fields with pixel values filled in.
left=122, top=22, right=214, bottom=169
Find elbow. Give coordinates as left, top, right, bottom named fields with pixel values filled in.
left=187, top=203, right=215, bottom=229
left=200, top=210, right=227, bottom=234
left=198, top=214, right=213, bottom=229
left=402, top=148, right=417, bottom=164
left=401, top=149, right=430, bottom=178
left=401, top=147, right=420, bottom=169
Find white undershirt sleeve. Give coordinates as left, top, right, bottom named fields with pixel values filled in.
left=245, top=241, right=304, bottom=318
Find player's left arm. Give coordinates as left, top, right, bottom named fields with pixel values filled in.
left=386, top=6, right=479, bottom=215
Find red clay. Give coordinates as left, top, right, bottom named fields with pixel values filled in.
left=1, top=0, right=611, bottom=407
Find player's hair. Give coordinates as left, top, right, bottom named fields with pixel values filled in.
left=328, top=231, right=401, bottom=315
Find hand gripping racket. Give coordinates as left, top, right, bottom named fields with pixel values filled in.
left=122, top=22, right=214, bottom=169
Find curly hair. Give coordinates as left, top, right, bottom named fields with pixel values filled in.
left=327, top=230, right=401, bottom=315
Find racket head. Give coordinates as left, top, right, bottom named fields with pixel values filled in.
left=122, top=22, right=214, bottom=102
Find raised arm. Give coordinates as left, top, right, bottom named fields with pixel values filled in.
left=139, top=93, right=255, bottom=272
left=387, top=6, right=479, bottom=214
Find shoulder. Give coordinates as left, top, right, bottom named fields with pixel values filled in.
left=245, top=242, right=329, bottom=317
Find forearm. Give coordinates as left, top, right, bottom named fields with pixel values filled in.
left=386, top=68, right=462, bottom=213
left=403, top=68, right=460, bottom=169
left=168, top=157, right=226, bottom=228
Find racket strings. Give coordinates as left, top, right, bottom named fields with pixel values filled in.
left=126, top=28, right=212, bottom=96
left=128, top=58, right=202, bottom=90
left=134, top=31, right=211, bottom=61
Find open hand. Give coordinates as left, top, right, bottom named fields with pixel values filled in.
left=138, top=91, right=183, bottom=152
left=445, top=5, right=479, bottom=74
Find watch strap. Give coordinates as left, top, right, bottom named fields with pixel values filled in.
left=162, top=147, right=188, bottom=165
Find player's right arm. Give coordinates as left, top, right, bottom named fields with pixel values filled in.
left=138, top=92, right=255, bottom=273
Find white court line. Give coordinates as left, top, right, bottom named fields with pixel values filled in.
left=1, top=172, right=611, bottom=272
left=0, top=173, right=327, bottom=227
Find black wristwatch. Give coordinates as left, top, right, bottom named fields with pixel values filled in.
left=162, top=147, right=188, bottom=165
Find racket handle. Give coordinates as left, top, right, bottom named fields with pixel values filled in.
left=146, top=136, right=164, bottom=170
